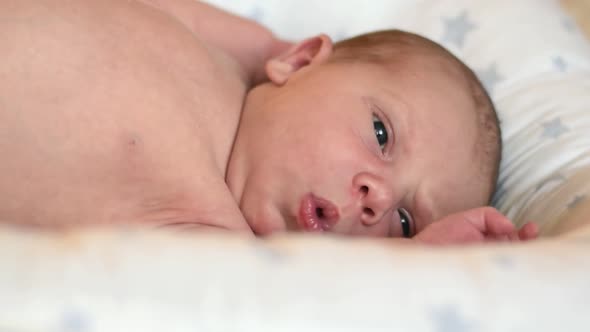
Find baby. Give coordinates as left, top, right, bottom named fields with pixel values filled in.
left=0, top=0, right=536, bottom=244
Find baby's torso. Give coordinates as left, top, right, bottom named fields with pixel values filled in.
left=0, top=0, right=249, bottom=229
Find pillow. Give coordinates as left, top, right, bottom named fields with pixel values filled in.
left=205, top=0, right=590, bottom=234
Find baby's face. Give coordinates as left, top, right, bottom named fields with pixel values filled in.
left=228, top=60, right=491, bottom=237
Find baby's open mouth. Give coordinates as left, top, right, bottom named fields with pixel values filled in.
left=298, top=193, right=340, bottom=232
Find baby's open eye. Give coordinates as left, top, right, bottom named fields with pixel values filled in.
left=398, top=208, right=414, bottom=238
left=372, top=114, right=388, bottom=151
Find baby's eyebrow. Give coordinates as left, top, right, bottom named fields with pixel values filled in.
left=361, top=95, right=379, bottom=110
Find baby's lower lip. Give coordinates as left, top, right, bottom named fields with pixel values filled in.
left=298, top=193, right=339, bottom=232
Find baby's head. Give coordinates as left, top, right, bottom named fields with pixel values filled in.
left=226, top=30, right=501, bottom=237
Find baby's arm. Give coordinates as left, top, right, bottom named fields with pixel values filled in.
left=138, top=0, right=291, bottom=85
left=414, top=207, right=538, bottom=245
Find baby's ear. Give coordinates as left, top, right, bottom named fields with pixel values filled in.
left=265, top=34, right=333, bottom=86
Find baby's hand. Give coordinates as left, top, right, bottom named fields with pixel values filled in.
left=413, top=207, right=538, bottom=245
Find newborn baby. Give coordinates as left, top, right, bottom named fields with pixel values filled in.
left=0, top=0, right=536, bottom=243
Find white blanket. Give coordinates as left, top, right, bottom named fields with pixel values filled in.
left=1, top=228, right=590, bottom=332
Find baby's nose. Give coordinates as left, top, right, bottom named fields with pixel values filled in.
left=353, top=172, right=393, bottom=227
left=359, top=196, right=389, bottom=226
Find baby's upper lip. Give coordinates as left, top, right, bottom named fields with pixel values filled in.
left=298, top=193, right=340, bottom=232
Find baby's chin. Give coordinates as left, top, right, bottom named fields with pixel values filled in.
left=243, top=202, right=289, bottom=236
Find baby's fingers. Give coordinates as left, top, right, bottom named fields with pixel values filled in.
left=464, top=207, right=516, bottom=236
left=518, top=222, right=539, bottom=241
left=485, top=222, right=538, bottom=242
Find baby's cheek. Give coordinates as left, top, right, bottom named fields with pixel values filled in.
left=354, top=220, right=391, bottom=238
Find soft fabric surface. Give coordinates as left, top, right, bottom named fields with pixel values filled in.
left=1, top=228, right=590, bottom=332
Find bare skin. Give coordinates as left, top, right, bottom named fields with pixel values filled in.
left=0, top=0, right=538, bottom=243
left=0, top=0, right=255, bottom=231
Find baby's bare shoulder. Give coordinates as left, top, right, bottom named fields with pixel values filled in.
left=0, top=0, right=249, bottom=230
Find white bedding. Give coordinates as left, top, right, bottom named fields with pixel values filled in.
left=2, top=228, right=590, bottom=332
left=2, top=0, right=590, bottom=331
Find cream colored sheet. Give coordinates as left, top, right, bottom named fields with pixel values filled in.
left=1, top=227, right=589, bottom=332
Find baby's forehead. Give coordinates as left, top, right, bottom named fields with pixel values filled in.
left=333, top=35, right=472, bottom=85
left=368, top=57, right=472, bottom=102
left=397, top=52, right=470, bottom=84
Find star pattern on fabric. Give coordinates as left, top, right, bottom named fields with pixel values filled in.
left=568, top=195, right=587, bottom=210
left=61, top=310, right=91, bottom=332
left=253, top=242, right=288, bottom=264
left=553, top=56, right=568, bottom=72
left=442, top=11, right=477, bottom=48
left=248, top=6, right=265, bottom=23
left=541, top=118, right=569, bottom=139
left=493, top=254, right=516, bottom=269
left=562, top=17, right=577, bottom=32
left=430, top=305, right=476, bottom=332
left=477, top=63, right=503, bottom=94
